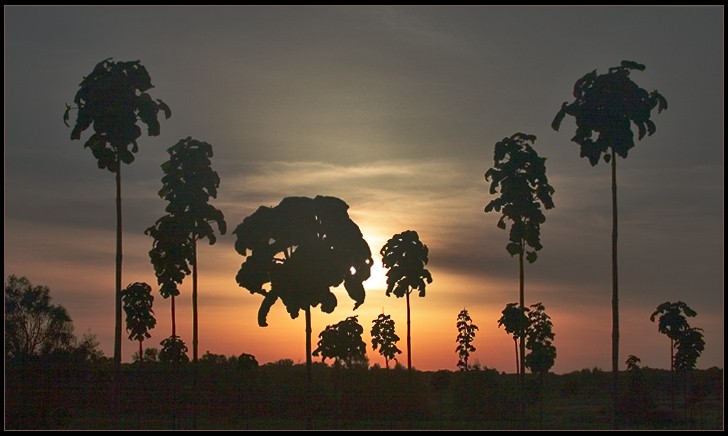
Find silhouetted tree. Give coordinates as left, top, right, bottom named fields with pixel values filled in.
left=498, top=301, right=530, bottom=425
left=525, top=302, right=556, bottom=428
left=484, top=132, right=554, bottom=385
left=380, top=230, right=433, bottom=371
left=371, top=313, right=402, bottom=369
left=456, top=308, right=479, bottom=371
left=121, top=282, right=156, bottom=362
left=674, top=327, right=705, bottom=372
left=64, top=58, right=171, bottom=374
left=675, top=326, right=705, bottom=428
left=313, top=316, right=367, bottom=368
left=625, top=355, right=641, bottom=371
left=623, top=354, right=651, bottom=425
left=5, top=275, right=75, bottom=360
left=525, top=303, right=556, bottom=376
left=650, top=301, right=697, bottom=374
left=553, top=60, right=667, bottom=427
left=233, top=195, right=372, bottom=428
left=159, top=335, right=189, bottom=364
left=650, top=301, right=697, bottom=425
left=157, top=137, right=226, bottom=362
left=497, top=303, right=530, bottom=376
left=236, top=353, right=259, bottom=371
left=146, top=214, right=194, bottom=339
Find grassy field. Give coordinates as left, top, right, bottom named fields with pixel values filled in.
left=5, top=359, right=723, bottom=430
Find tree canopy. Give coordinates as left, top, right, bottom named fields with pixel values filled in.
left=552, top=60, right=667, bottom=166
left=233, top=195, right=373, bottom=326
left=64, top=58, right=171, bottom=172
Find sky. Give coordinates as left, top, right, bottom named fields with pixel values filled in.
left=4, top=6, right=723, bottom=374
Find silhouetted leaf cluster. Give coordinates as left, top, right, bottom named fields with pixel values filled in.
left=380, top=230, right=433, bottom=298
left=625, top=354, right=641, bottom=371
left=159, top=335, right=189, bottom=364
left=498, top=303, right=530, bottom=341
left=552, top=60, right=668, bottom=166
left=233, top=196, right=373, bottom=326
left=120, top=282, right=156, bottom=342
left=313, top=316, right=367, bottom=368
left=158, top=137, right=227, bottom=243
left=673, top=327, right=705, bottom=372
left=650, top=301, right=697, bottom=341
left=484, top=133, right=555, bottom=263
left=145, top=215, right=194, bottom=298
left=370, top=313, right=401, bottom=368
left=65, top=58, right=171, bottom=172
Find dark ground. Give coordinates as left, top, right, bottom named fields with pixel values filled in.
left=5, top=358, right=723, bottom=430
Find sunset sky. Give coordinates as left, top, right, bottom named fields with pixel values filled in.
left=5, top=6, right=723, bottom=373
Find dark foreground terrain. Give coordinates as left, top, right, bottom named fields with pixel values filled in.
left=5, top=358, right=723, bottom=430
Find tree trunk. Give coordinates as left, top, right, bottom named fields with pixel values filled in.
left=171, top=295, right=176, bottom=337
left=406, top=291, right=412, bottom=371
left=519, top=246, right=526, bottom=427
left=519, top=247, right=525, bottom=381
left=514, top=338, right=519, bottom=375
left=305, top=306, right=313, bottom=429
left=193, top=239, right=198, bottom=362
left=115, top=165, right=123, bottom=368
left=139, top=340, right=143, bottom=363
left=192, top=240, right=198, bottom=429
left=611, top=154, right=620, bottom=429
left=670, top=338, right=675, bottom=427
left=112, top=162, right=123, bottom=427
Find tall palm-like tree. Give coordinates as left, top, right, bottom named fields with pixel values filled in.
left=121, top=282, right=156, bottom=362
left=484, top=132, right=554, bottom=383
left=157, top=137, right=226, bottom=362
left=553, top=60, right=667, bottom=427
left=380, top=230, right=433, bottom=371
left=233, top=195, right=372, bottom=428
left=64, top=58, right=171, bottom=376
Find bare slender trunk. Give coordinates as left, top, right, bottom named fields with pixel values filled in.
left=519, top=245, right=526, bottom=427
left=519, top=247, right=525, bottom=381
left=112, top=162, right=122, bottom=427
left=406, top=291, right=412, bottom=371
left=670, top=338, right=675, bottom=427
left=305, top=306, right=313, bottom=430
left=193, top=240, right=198, bottom=362
left=139, top=340, right=143, bottom=363
left=171, top=295, right=176, bottom=337
left=192, top=240, right=198, bottom=429
left=611, top=154, right=620, bottom=429
left=115, top=165, right=123, bottom=368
